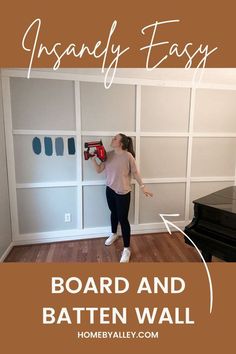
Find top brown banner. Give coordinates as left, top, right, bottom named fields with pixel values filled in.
left=1, top=0, right=235, bottom=68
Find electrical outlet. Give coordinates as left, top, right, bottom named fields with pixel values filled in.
left=64, top=213, right=71, bottom=223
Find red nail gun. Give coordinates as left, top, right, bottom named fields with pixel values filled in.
left=84, top=140, right=107, bottom=162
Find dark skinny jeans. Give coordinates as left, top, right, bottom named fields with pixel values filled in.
left=106, top=186, right=131, bottom=247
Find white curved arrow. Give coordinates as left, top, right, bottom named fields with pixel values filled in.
left=159, top=213, right=213, bottom=314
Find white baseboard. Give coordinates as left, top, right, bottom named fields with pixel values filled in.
left=12, top=221, right=189, bottom=246
left=12, top=231, right=109, bottom=246
left=0, top=242, right=14, bottom=262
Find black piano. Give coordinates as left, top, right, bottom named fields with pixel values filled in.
left=184, top=186, right=236, bottom=262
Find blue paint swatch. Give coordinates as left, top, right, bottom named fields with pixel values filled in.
left=55, top=137, right=64, bottom=156
left=68, top=138, right=76, bottom=155
left=44, top=137, right=53, bottom=156
left=32, top=137, right=41, bottom=155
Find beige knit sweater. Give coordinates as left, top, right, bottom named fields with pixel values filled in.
left=104, top=150, right=142, bottom=194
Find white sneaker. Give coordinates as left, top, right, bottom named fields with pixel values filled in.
left=105, top=233, right=119, bottom=246
left=120, top=248, right=131, bottom=263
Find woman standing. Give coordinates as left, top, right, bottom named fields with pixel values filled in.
left=92, top=133, right=153, bottom=263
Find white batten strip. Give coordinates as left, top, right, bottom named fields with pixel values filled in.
left=193, top=133, right=236, bottom=138
left=15, top=176, right=233, bottom=190
left=190, top=176, right=235, bottom=182
left=16, top=181, right=77, bottom=189
left=134, top=85, right=141, bottom=225
left=140, top=132, right=189, bottom=137
left=185, top=88, right=195, bottom=222
left=13, top=129, right=76, bottom=136
left=82, top=180, right=106, bottom=186
left=3, top=69, right=236, bottom=91
left=1, top=77, right=20, bottom=238
left=143, top=178, right=187, bottom=184
left=81, top=131, right=137, bottom=137
left=12, top=130, right=236, bottom=139
left=75, top=81, right=83, bottom=229
left=0, top=69, right=195, bottom=87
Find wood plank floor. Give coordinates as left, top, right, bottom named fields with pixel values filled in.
left=4, top=232, right=222, bottom=262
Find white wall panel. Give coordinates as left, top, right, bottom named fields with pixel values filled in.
left=14, top=135, right=76, bottom=183
left=139, top=183, right=186, bottom=223
left=140, top=137, right=188, bottom=178
left=83, top=186, right=111, bottom=228
left=17, top=187, right=77, bottom=234
left=10, top=78, right=75, bottom=130
left=80, top=82, right=136, bottom=131
left=141, top=86, right=190, bottom=132
left=194, top=89, right=236, bottom=132
left=191, top=138, right=236, bottom=177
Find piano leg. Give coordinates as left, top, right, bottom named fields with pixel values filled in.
left=201, top=251, right=212, bottom=262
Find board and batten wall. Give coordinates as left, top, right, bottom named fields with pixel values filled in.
left=1, top=69, right=236, bottom=246
left=0, top=76, right=12, bottom=259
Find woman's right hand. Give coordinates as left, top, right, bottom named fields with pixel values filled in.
left=92, top=157, right=105, bottom=173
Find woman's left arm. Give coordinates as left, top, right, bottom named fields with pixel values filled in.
left=133, top=170, right=153, bottom=197
left=130, top=155, right=153, bottom=197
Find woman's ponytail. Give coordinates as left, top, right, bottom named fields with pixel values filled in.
left=127, top=136, right=135, bottom=158
left=119, top=133, right=135, bottom=158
